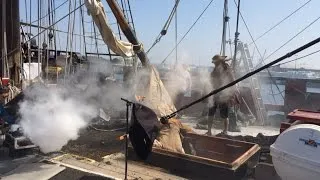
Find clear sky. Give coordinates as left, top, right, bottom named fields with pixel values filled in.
left=20, top=0, right=320, bottom=69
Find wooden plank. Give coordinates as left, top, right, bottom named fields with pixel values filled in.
left=232, top=144, right=260, bottom=170
left=192, top=138, right=248, bottom=159
left=186, top=133, right=255, bottom=148
left=48, top=155, right=123, bottom=180
left=2, top=163, right=65, bottom=180
left=132, top=132, right=261, bottom=171
left=49, top=153, right=186, bottom=180
left=152, top=147, right=232, bottom=169
left=287, top=109, right=320, bottom=124
left=128, top=147, right=248, bottom=180
left=103, top=153, right=187, bottom=180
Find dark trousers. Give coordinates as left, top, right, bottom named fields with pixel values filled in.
left=175, top=92, right=185, bottom=114
left=207, top=103, right=238, bottom=130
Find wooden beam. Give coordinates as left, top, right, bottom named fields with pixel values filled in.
left=0, top=0, right=21, bottom=84
left=105, top=0, right=150, bottom=67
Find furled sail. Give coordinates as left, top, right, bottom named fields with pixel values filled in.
left=135, top=66, right=177, bottom=118
left=85, top=0, right=134, bottom=57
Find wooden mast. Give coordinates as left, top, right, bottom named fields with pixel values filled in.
left=0, top=0, right=21, bottom=85
left=105, top=0, right=150, bottom=68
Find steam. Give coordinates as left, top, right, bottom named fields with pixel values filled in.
left=18, top=57, right=133, bottom=153
left=19, top=85, right=97, bottom=153
left=163, top=64, right=192, bottom=102
left=197, top=67, right=214, bottom=105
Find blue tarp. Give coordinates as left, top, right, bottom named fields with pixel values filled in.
left=0, top=105, right=15, bottom=125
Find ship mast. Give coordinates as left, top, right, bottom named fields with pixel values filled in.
left=221, top=0, right=228, bottom=56
left=0, top=0, right=21, bottom=84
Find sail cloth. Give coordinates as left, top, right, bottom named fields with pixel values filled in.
left=134, top=67, right=196, bottom=154
left=85, top=0, right=134, bottom=57
left=135, top=66, right=177, bottom=118
left=153, top=118, right=195, bottom=154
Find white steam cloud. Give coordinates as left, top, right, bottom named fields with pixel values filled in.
left=18, top=57, right=133, bottom=153
left=19, top=85, right=97, bottom=153
left=163, top=64, right=192, bottom=102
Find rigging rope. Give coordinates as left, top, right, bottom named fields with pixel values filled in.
left=64, top=0, right=73, bottom=83
left=248, top=0, right=312, bottom=46
left=28, top=0, right=69, bottom=25
left=0, top=1, right=85, bottom=64
left=37, top=0, right=41, bottom=78
left=227, top=21, right=233, bottom=58
left=220, top=0, right=229, bottom=56
left=233, top=0, right=284, bottom=103
left=127, top=0, right=136, bottom=33
left=52, top=0, right=58, bottom=82
left=175, top=0, right=178, bottom=65
left=68, top=0, right=77, bottom=76
left=161, top=0, right=214, bottom=64
left=27, top=0, right=32, bottom=80
left=80, top=0, right=88, bottom=60
left=256, top=15, right=320, bottom=67
left=146, top=0, right=180, bottom=54
left=120, top=0, right=127, bottom=19
left=160, top=36, right=320, bottom=123
left=44, top=0, right=51, bottom=83
left=92, top=22, right=100, bottom=58
left=232, top=0, right=241, bottom=69
left=89, top=125, right=126, bottom=132
left=273, top=49, right=320, bottom=67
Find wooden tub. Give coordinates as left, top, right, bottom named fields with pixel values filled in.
left=128, top=133, right=260, bottom=180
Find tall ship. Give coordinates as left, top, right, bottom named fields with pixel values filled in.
left=0, top=0, right=320, bottom=179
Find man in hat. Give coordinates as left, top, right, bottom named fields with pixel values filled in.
left=206, top=54, right=240, bottom=135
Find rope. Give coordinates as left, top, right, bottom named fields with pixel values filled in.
left=256, top=15, right=320, bottom=67
left=232, top=0, right=241, bottom=70
left=248, top=0, right=312, bottom=46
left=92, top=21, right=100, bottom=58
left=80, top=0, right=88, bottom=60
left=175, top=0, right=178, bottom=65
left=133, top=43, right=143, bottom=54
left=220, top=0, right=228, bottom=56
left=227, top=21, right=233, bottom=58
left=268, top=90, right=285, bottom=96
left=233, top=0, right=285, bottom=103
left=64, top=0, right=73, bottom=83
left=0, top=3, right=85, bottom=63
left=25, top=0, right=69, bottom=26
left=89, top=125, right=126, bottom=132
left=161, top=0, right=214, bottom=64
left=273, top=49, right=320, bottom=66
left=269, top=83, right=277, bottom=104
left=53, top=0, right=59, bottom=82
left=126, top=0, right=136, bottom=33
left=160, top=36, right=320, bottom=123
left=146, top=0, right=180, bottom=54
left=68, top=0, right=77, bottom=76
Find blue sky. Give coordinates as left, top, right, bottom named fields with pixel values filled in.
left=20, top=0, right=320, bottom=69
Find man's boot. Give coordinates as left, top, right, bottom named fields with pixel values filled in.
left=229, top=118, right=241, bottom=132
left=222, top=118, right=229, bottom=134
left=205, top=116, right=214, bottom=136
left=228, top=107, right=241, bottom=132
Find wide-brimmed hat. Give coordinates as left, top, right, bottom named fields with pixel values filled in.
left=212, top=54, right=228, bottom=63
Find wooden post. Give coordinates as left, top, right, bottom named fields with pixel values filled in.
left=0, top=0, right=7, bottom=78
left=0, top=0, right=21, bottom=85
left=105, top=0, right=150, bottom=68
